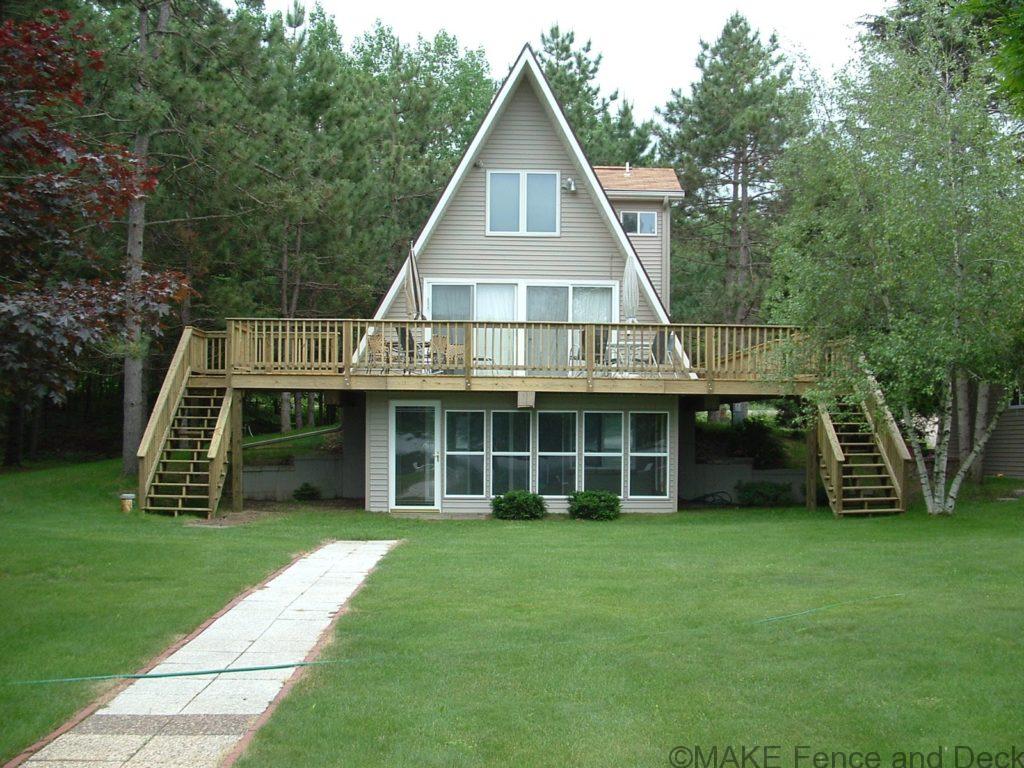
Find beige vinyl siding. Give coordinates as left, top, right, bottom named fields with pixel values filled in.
left=365, top=391, right=390, bottom=511
left=613, top=201, right=668, bottom=306
left=365, top=391, right=679, bottom=514
left=385, top=78, right=660, bottom=323
left=984, top=407, right=1024, bottom=478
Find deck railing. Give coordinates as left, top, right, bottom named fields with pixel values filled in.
left=226, top=318, right=809, bottom=382
left=863, top=376, right=913, bottom=510
left=817, top=405, right=846, bottom=514
left=190, top=329, right=227, bottom=374
left=206, top=388, right=233, bottom=514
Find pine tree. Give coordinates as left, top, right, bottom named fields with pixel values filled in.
left=537, top=26, right=653, bottom=165
left=658, top=13, right=805, bottom=323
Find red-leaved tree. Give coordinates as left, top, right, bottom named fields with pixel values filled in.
left=0, top=10, right=188, bottom=465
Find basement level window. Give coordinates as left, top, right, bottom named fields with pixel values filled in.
left=620, top=210, right=657, bottom=236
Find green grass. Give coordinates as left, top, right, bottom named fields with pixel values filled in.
left=243, top=426, right=335, bottom=465
left=1, top=462, right=1022, bottom=766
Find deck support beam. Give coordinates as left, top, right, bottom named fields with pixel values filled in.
left=806, top=419, right=818, bottom=510
left=231, top=388, right=243, bottom=514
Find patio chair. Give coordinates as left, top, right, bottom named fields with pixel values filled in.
left=366, top=332, right=394, bottom=374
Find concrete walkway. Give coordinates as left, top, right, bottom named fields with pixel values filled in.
left=17, top=540, right=397, bottom=768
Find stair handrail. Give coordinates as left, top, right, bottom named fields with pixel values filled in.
left=206, top=388, right=233, bottom=517
left=137, top=327, right=195, bottom=504
left=862, top=374, right=913, bottom=510
left=818, top=405, right=846, bottom=515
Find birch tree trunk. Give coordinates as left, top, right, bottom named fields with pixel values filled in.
left=946, top=392, right=1008, bottom=512
left=955, top=370, right=971, bottom=469
left=969, top=381, right=990, bottom=483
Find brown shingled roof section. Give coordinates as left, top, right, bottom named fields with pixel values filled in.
left=593, top=165, right=682, bottom=193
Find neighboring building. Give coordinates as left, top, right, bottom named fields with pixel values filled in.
left=985, top=392, right=1024, bottom=477
left=137, top=45, right=911, bottom=518
left=949, top=389, right=1024, bottom=479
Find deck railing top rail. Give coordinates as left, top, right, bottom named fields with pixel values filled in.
left=222, top=318, right=813, bottom=384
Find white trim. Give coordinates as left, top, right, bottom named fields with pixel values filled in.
left=388, top=400, right=441, bottom=510
left=374, top=46, right=670, bottom=325
left=485, top=169, right=561, bottom=236
left=536, top=410, right=578, bottom=498
left=1009, top=389, right=1023, bottom=409
left=619, top=210, right=658, bottom=237
left=443, top=409, right=486, bottom=499
left=424, top=278, right=619, bottom=323
left=490, top=409, right=532, bottom=496
left=582, top=410, right=625, bottom=496
left=627, top=410, right=670, bottom=500
left=604, top=190, right=684, bottom=201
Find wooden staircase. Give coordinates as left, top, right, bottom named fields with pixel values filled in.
left=817, top=391, right=913, bottom=517
left=137, top=328, right=232, bottom=518
left=145, top=387, right=227, bottom=515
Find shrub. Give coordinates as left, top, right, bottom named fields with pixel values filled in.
left=293, top=482, right=322, bottom=501
left=567, top=490, right=621, bottom=520
left=491, top=490, right=547, bottom=520
left=735, top=481, right=793, bottom=507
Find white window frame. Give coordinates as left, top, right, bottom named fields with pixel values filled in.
left=486, top=169, right=561, bottom=236
left=1010, top=389, right=1023, bottom=409
left=490, top=409, right=532, bottom=496
left=424, top=279, right=619, bottom=324
left=536, top=410, right=578, bottom=498
left=582, top=410, right=624, bottom=496
left=627, top=410, right=670, bottom=499
left=443, top=409, right=486, bottom=499
left=619, top=210, right=657, bottom=236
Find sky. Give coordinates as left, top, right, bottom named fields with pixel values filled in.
left=263, top=0, right=893, bottom=121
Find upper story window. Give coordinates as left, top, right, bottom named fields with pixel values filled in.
left=487, top=170, right=560, bottom=235
left=619, top=210, right=657, bottom=236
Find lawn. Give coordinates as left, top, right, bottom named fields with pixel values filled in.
left=1, top=462, right=1022, bottom=766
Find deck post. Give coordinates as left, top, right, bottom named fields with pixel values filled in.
left=464, top=321, right=473, bottom=389
left=805, top=416, right=818, bottom=510
left=342, top=320, right=352, bottom=383
left=586, top=328, right=595, bottom=390
left=231, top=389, right=243, bottom=514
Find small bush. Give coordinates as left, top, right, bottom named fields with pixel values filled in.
left=735, top=481, right=792, bottom=507
left=491, top=490, right=547, bottom=520
left=567, top=490, right=621, bottom=520
left=293, top=482, right=322, bottom=501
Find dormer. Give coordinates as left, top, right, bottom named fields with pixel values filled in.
left=595, top=165, right=683, bottom=306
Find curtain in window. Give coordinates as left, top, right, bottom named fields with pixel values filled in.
left=526, top=286, right=568, bottom=372
left=475, top=284, right=517, bottom=370
left=431, top=284, right=472, bottom=350
left=572, top=286, right=613, bottom=323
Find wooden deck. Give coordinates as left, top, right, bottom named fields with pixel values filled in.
left=139, top=323, right=911, bottom=519
left=189, top=318, right=818, bottom=395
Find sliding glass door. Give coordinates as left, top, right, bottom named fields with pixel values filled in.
left=391, top=403, right=439, bottom=508
left=475, top=283, right=517, bottom=371
left=526, top=285, right=568, bottom=372
left=428, top=281, right=616, bottom=375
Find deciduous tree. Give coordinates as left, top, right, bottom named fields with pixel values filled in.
left=771, top=0, right=1024, bottom=514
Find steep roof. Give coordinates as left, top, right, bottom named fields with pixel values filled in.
left=594, top=166, right=683, bottom=195
left=374, top=44, right=670, bottom=324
